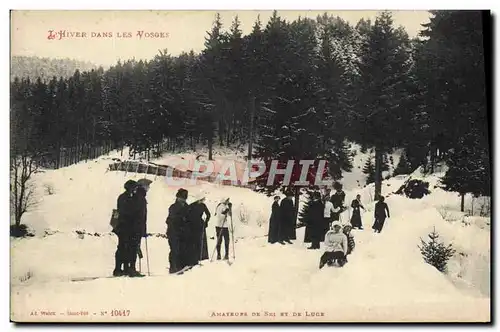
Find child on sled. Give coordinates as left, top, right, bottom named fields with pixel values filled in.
left=319, top=222, right=348, bottom=269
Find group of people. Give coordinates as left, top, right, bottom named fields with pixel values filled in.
left=318, top=194, right=390, bottom=268
left=267, top=182, right=392, bottom=269
left=112, top=177, right=392, bottom=276
left=112, top=179, right=233, bottom=277
left=303, top=183, right=347, bottom=250
left=349, top=193, right=391, bottom=233
left=166, top=188, right=233, bottom=274
left=267, top=191, right=297, bottom=244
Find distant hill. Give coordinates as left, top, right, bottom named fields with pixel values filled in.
left=10, top=56, right=98, bottom=82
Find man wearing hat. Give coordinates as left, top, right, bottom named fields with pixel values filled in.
left=306, top=191, right=325, bottom=250
left=113, top=180, right=140, bottom=277
left=129, top=178, right=152, bottom=276
left=166, top=188, right=189, bottom=274
left=319, top=221, right=348, bottom=268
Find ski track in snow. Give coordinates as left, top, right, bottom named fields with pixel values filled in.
left=10, top=146, right=490, bottom=322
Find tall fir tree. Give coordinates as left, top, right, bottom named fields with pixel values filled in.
left=352, top=11, right=413, bottom=199
left=416, top=11, right=488, bottom=166
left=198, top=13, right=227, bottom=158
left=416, top=11, right=490, bottom=209
left=243, top=15, right=266, bottom=160
left=362, top=157, right=376, bottom=185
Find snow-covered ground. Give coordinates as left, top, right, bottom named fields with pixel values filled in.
left=10, top=146, right=490, bottom=322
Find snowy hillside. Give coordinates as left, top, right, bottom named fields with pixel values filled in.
left=10, top=147, right=490, bottom=322
left=341, top=143, right=402, bottom=192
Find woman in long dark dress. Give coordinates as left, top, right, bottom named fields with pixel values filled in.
left=186, top=193, right=211, bottom=265
left=373, top=196, right=390, bottom=233
left=350, top=194, right=365, bottom=229
left=305, top=192, right=325, bottom=250
left=268, top=196, right=282, bottom=244
left=280, top=191, right=296, bottom=242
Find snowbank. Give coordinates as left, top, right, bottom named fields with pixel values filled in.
left=11, top=227, right=489, bottom=322
left=10, top=146, right=490, bottom=322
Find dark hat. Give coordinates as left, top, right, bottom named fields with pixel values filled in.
left=137, top=178, right=153, bottom=188
left=333, top=182, right=343, bottom=191
left=124, top=180, right=138, bottom=191
left=176, top=188, right=188, bottom=199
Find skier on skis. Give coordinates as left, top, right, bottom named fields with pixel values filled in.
left=268, top=195, right=282, bottom=244
left=214, top=198, right=232, bottom=260
left=350, top=194, right=365, bottom=230
left=319, top=222, right=348, bottom=269
left=186, top=192, right=211, bottom=265
left=113, top=180, right=141, bottom=277
left=372, top=196, right=390, bottom=233
left=166, top=188, right=190, bottom=274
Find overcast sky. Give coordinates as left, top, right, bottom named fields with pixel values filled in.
left=11, top=10, right=431, bottom=68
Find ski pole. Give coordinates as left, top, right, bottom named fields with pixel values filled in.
left=230, top=214, right=236, bottom=260
left=199, top=223, right=205, bottom=264
left=145, top=236, right=150, bottom=276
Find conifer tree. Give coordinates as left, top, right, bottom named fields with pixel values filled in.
left=418, top=227, right=456, bottom=273
left=393, top=152, right=413, bottom=176
left=353, top=11, right=412, bottom=199
left=362, top=157, right=375, bottom=185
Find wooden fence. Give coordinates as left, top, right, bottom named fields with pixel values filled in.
left=108, top=160, right=257, bottom=189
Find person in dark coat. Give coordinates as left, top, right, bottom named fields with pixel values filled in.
left=186, top=192, right=211, bottom=265
left=166, top=188, right=189, bottom=274
left=350, top=194, right=365, bottom=230
left=113, top=180, right=140, bottom=277
left=268, top=196, right=283, bottom=244
left=129, top=178, right=151, bottom=276
left=372, top=196, right=390, bottom=233
left=304, top=190, right=320, bottom=243
left=306, top=192, right=325, bottom=250
left=330, top=183, right=346, bottom=222
left=280, top=191, right=296, bottom=243
left=322, top=188, right=332, bottom=204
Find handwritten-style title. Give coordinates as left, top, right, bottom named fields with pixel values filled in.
left=47, top=30, right=170, bottom=40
